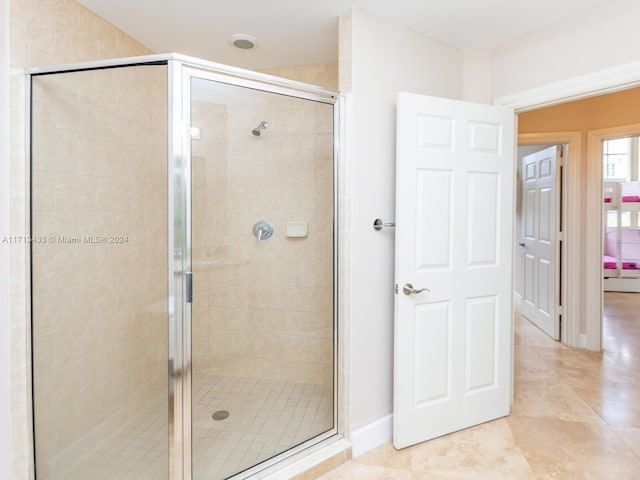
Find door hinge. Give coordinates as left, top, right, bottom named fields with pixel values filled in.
left=557, top=305, right=564, bottom=315
left=186, top=272, right=193, bottom=303
left=394, top=283, right=398, bottom=294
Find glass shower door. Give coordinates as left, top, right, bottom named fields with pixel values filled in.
left=188, top=75, right=336, bottom=479
left=30, top=64, right=170, bottom=480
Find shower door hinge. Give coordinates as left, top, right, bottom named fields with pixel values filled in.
left=186, top=272, right=193, bottom=303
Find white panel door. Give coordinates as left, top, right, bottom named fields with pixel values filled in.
left=521, top=146, right=559, bottom=339
left=394, top=93, right=514, bottom=449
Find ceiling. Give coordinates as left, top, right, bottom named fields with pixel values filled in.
left=77, top=0, right=613, bottom=70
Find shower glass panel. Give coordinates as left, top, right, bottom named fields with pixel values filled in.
left=30, top=65, right=169, bottom=480
left=29, top=55, right=339, bottom=480
left=189, top=76, right=335, bottom=479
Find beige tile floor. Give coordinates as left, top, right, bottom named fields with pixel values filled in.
left=60, top=375, right=332, bottom=480
left=318, top=292, right=640, bottom=479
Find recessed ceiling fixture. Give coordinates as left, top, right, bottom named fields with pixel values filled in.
left=230, top=34, right=257, bottom=50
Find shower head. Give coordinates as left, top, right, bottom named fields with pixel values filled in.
left=252, top=121, right=268, bottom=136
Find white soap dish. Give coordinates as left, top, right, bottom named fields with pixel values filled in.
left=286, top=222, right=308, bottom=238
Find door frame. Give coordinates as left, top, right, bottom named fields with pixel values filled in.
left=586, top=123, right=640, bottom=351
left=517, top=133, right=581, bottom=347
left=496, top=60, right=640, bottom=351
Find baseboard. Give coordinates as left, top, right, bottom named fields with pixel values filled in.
left=513, top=292, right=522, bottom=305
left=350, top=414, right=393, bottom=458
left=603, top=277, right=640, bottom=293
left=578, top=334, right=587, bottom=349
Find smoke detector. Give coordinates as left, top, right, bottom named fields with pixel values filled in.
left=230, top=34, right=258, bottom=50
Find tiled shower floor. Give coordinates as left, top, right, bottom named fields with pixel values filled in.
left=61, top=375, right=333, bottom=480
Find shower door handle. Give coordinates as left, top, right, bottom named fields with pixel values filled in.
left=186, top=272, right=193, bottom=303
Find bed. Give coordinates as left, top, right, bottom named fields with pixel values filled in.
left=604, top=181, right=640, bottom=209
left=621, top=181, right=640, bottom=206
left=603, top=182, right=618, bottom=208
left=603, top=184, right=640, bottom=291
left=603, top=254, right=639, bottom=271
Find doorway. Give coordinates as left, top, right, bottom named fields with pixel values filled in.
left=515, top=144, right=565, bottom=341
left=516, top=132, right=580, bottom=347
left=513, top=86, right=640, bottom=351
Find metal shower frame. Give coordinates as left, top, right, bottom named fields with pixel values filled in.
left=27, top=53, right=343, bottom=480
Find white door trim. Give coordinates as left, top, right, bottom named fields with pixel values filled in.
left=518, top=132, right=581, bottom=348
left=495, top=63, right=640, bottom=352
left=494, top=60, right=640, bottom=112
left=586, top=123, right=640, bottom=351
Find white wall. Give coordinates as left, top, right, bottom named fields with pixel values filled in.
left=339, top=7, right=463, bottom=444
left=491, top=0, right=640, bottom=98
left=463, top=49, right=492, bottom=104
left=0, top=0, right=12, bottom=477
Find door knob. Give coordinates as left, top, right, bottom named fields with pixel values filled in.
left=402, top=283, right=430, bottom=296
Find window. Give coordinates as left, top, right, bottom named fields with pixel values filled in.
left=607, top=210, right=632, bottom=227
left=603, top=136, right=639, bottom=227
left=603, top=137, right=631, bottom=181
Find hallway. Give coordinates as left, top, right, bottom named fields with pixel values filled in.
left=315, top=292, right=640, bottom=479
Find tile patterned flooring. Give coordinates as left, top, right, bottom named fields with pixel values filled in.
left=192, top=375, right=333, bottom=479
left=317, top=292, right=640, bottom=480
left=61, top=375, right=333, bottom=480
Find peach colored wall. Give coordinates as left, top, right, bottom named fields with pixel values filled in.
left=519, top=87, right=640, bottom=134
left=9, top=0, right=152, bottom=478
left=190, top=85, right=335, bottom=387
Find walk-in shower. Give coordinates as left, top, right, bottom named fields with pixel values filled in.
left=28, top=54, right=340, bottom=480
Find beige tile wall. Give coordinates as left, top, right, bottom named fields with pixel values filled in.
left=30, top=66, right=168, bottom=479
left=9, top=0, right=340, bottom=478
left=191, top=78, right=336, bottom=387
left=260, top=64, right=338, bottom=91
left=9, top=0, right=153, bottom=478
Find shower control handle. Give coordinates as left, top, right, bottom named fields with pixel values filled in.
left=252, top=220, right=274, bottom=243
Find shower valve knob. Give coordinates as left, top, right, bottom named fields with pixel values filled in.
left=252, top=220, right=274, bottom=243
